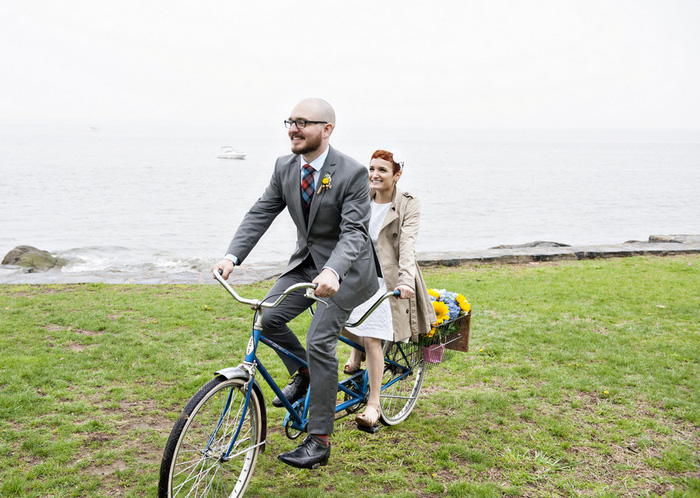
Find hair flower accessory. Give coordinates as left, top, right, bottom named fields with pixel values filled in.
left=388, top=149, right=405, bottom=170
left=317, top=173, right=332, bottom=194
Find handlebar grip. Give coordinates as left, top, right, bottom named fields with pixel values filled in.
left=393, top=289, right=401, bottom=297
left=304, top=283, right=320, bottom=299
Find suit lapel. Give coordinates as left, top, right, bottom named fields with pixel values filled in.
left=285, top=155, right=306, bottom=226
left=307, top=146, right=336, bottom=232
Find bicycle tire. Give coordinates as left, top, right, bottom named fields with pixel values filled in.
left=379, top=341, right=425, bottom=425
left=158, top=376, right=264, bottom=498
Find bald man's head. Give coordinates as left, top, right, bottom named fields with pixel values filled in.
left=287, top=98, right=336, bottom=161
left=294, top=98, right=336, bottom=128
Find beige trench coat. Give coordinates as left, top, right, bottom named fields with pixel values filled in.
left=374, top=187, right=437, bottom=342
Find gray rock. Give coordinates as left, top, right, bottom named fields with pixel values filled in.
left=489, top=241, right=571, bottom=250
left=2, top=245, right=65, bottom=271
left=649, top=234, right=700, bottom=244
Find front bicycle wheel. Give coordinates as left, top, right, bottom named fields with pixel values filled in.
left=159, top=376, right=264, bottom=498
left=379, top=341, right=425, bottom=425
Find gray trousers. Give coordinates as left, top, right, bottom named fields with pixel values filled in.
left=261, top=260, right=351, bottom=435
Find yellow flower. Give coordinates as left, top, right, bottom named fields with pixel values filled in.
left=456, top=294, right=471, bottom=312
left=317, top=173, right=333, bottom=193
left=428, top=288, right=440, bottom=299
left=432, top=300, right=450, bottom=323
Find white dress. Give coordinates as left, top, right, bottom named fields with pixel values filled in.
left=346, top=201, right=394, bottom=340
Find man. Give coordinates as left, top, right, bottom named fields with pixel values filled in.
left=212, top=98, right=379, bottom=469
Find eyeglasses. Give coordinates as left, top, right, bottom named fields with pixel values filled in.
left=284, top=119, right=328, bottom=129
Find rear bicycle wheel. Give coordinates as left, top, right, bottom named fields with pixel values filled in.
left=158, top=376, right=264, bottom=498
left=379, top=341, right=425, bottom=425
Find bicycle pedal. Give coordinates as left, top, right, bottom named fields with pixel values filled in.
left=356, top=423, right=381, bottom=434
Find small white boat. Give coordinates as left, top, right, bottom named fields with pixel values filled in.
left=217, top=146, right=247, bottom=160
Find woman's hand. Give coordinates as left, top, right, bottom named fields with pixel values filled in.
left=396, top=284, right=415, bottom=299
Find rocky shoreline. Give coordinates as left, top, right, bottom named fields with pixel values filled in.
left=1, top=235, right=699, bottom=285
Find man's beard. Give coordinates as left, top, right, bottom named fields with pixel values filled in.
left=291, top=132, right=323, bottom=155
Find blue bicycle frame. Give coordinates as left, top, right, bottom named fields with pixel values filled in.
left=211, top=271, right=404, bottom=457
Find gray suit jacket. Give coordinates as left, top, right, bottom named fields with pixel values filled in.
left=226, top=145, right=380, bottom=310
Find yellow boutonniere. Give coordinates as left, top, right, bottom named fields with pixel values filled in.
left=317, top=173, right=332, bottom=194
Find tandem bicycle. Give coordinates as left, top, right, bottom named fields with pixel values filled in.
left=158, top=270, right=427, bottom=498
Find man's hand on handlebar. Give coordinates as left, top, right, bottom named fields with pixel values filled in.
left=211, top=259, right=235, bottom=280
left=313, top=268, right=339, bottom=298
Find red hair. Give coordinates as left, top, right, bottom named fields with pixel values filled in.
left=371, top=149, right=401, bottom=174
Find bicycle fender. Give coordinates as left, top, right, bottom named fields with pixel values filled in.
left=215, top=366, right=250, bottom=380
left=214, top=367, right=268, bottom=453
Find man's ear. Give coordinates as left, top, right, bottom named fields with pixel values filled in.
left=322, top=123, right=334, bottom=139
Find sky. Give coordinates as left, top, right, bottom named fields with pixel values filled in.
left=2, top=0, right=700, bottom=131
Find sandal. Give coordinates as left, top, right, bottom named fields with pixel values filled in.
left=343, top=353, right=366, bottom=375
left=355, top=404, right=381, bottom=429
left=343, top=363, right=361, bottom=375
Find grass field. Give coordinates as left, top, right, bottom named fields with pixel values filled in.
left=1, top=255, right=699, bottom=497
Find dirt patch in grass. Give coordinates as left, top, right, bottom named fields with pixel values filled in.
left=113, top=399, right=174, bottom=431
left=66, top=342, right=93, bottom=352
left=73, top=328, right=104, bottom=336
left=74, top=397, right=170, bottom=490
left=84, top=460, right=128, bottom=477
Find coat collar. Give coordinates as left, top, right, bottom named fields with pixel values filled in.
left=371, top=185, right=402, bottom=231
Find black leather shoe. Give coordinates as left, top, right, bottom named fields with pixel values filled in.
left=278, top=436, right=330, bottom=469
left=272, top=372, right=309, bottom=407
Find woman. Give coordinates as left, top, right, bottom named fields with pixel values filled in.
left=343, top=149, right=436, bottom=429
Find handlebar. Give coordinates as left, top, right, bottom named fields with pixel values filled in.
left=213, top=269, right=326, bottom=309
left=213, top=270, right=401, bottom=323
left=345, top=289, right=401, bottom=328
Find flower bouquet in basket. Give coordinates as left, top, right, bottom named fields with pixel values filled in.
left=419, top=289, right=471, bottom=364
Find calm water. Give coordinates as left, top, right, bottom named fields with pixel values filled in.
left=1, top=124, right=699, bottom=274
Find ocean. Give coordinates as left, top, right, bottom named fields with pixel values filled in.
left=1, top=123, right=699, bottom=275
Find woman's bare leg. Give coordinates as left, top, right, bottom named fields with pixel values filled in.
left=341, top=329, right=364, bottom=372
left=356, top=336, right=383, bottom=425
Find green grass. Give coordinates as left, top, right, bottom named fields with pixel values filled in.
left=1, top=255, right=699, bottom=497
